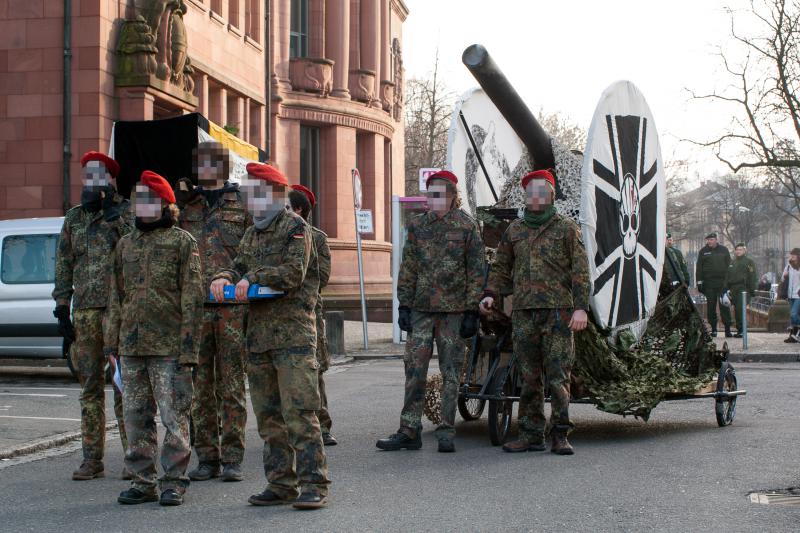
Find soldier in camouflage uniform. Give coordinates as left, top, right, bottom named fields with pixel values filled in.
left=726, top=243, right=758, bottom=337
left=376, top=170, right=485, bottom=453
left=175, top=142, right=251, bottom=482
left=211, top=163, right=329, bottom=510
left=289, top=184, right=337, bottom=446
left=105, top=171, right=203, bottom=506
left=53, top=151, right=131, bottom=481
left=481, top=170, right=590, bottom=455
left=664, top=232, right=690, bottom=287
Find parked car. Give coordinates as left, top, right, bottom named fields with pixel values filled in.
left=0, top=217, right=72, bottom=373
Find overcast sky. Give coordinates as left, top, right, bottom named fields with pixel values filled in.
left=401, top=0, right=759, bottom=182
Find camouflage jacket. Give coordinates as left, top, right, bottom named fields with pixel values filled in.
left=665, top=246, right=690, bottom=286
left=312, top=226, right=331, bottom=313
left=53, top=192, right=132, bottom=309
left=104, top=225, right=203, bottom=364
left=178, top=188, right=251, bottom=304
left=696, top=244, right=731, bottom=288
left=486, top=214, right=591, bottom=310
left=215, top=209, right=319, bottom=353
left=727, top=255, right=757, bottom=294
left=397, top=208, right=485, bottom=313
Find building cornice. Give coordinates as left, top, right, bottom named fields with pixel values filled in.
left=391, top=0, right=410, bottom=21
left=280, top=96, right=396, bottom=138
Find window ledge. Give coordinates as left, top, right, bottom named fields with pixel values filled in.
left=187, top=0, right=207, bottom=12
left=245, top=35, right=263, bottom=51
left=210, top=10, right=225, bottom=26
left=228, top=24, right=243, bottom=37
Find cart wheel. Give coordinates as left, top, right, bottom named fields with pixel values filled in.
left=715, top=361, right=737, bottom=427
left=488, top=372, right=514, bottom=446
left=458, top=396, right=486, bottom=421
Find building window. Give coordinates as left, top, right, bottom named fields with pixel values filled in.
left=1, top=234, right=59, bottom=285
left=290, top=0, right=308, bottom=58
left=245, top=0, right=260, bottom=41
left=229, top=0, right=240, bottom=28
left=211, top=0, right=222, bottom=15
left=300, top=126, right=321, bottom=224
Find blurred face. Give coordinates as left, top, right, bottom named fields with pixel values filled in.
left=706, top=237, right=718, bottom=248
left=426, top=181, right=453, bottom=215
left=243, top=179, right=286, bottom=218
left=196, top=153, right=227, bottom=190
left=735, top=246, right=746, bottom=257
left=134, top=185, right=163, bottom=222
left=666, top=236, right=674, bottom=247
left=525, top=180, right=554, bottom=212
left=83, top=161, right=110, bottom=191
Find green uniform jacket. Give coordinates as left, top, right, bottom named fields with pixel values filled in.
left=696, top=244, right=731, bottom=289
left=486, top=213, right=591, bottom=310
left=665, top=245, right=690, bottom=285
left=397, top=208, right=485, bottom=313
left=727, top=255, right=757, bottom=296
left=313, top=227, right=331, bottom=290
left=215, top=209, right=319, bottom=353
left=52, top=192, right=131, bottom=309
left=104, top=225, right=203, bottom=364
left=178, top=187, right=252, bottom=304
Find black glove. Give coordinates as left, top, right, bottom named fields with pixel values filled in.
left=398, top=306, right=412, bottom=333
left=102, top=186, right=123, bottom=222
left=459, top=310, right=479, bottom=339
left=53, top=305, right=75, bottom=343
left=174, top=178, right=197, bottom=209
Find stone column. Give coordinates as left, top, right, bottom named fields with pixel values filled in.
left=235, top=96, right=246, bottom=137
left=243, top=97, right=251, bottom=143
left=359, top=132, right=385, bottom=241
left=198, top=74, right=209, bottom=116
left=273, top=0, right=292, bottom=92
left=360, top=0, right=381, bottom=108
left=327, top=0, right=350, bottom=98
left=321, top=125, right=357, bottom=239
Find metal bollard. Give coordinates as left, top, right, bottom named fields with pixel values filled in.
left=742, top=290, right=748, bottom=350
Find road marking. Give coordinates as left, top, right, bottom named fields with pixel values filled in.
left=0, top=415, right=80, bottom=422
left=0, top=393, right=67, bottom=398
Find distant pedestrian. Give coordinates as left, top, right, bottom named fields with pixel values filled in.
left=696, top=232, right=732, bottom=337
left=781, top=248, right=800, bottom=343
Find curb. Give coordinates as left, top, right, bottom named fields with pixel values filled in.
left=728, top=353, right=800, bottom=363
left=0, top=422, right=118, bottom=461
left=0, top=366, right=72, bottom=378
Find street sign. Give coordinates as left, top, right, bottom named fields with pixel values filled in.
left=356, top=209, right=373, bottom=234
left=352, top=168, right=363, bottom=209
left=418, top=167, right=440, bottom=192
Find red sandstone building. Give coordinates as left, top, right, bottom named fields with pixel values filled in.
left=0, top=0, right=408, bottom=309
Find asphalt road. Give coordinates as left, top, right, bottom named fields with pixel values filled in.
left=0, top=360, right=798, bottom=532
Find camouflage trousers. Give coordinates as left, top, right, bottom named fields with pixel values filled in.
left=315, top=307, right=332, bottom=433
left=513, top=309, right=574, bottom=440
left=191, top=304, right=247, bottom=465
left=400, top=311, right=466, bottom=439
left=71, top=308, right=127, bottom=461
left=122, top=356, right=193, bottom=492
left=248, top=347, right=330, bottom=498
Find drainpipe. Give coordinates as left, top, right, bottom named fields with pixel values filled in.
left=62, top=0, right=73, bottom=213
left=264, top=0, right=271, bottom=160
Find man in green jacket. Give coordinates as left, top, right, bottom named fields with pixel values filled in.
left=665, top=232, right=690, bottom=286
left=696, top=232, right=732, bottom=337
left=726, top=243, right=758, bottom=338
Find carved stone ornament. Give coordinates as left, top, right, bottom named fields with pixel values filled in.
left=289, top=57, right=334, bottom=96
left=380, top=80, right=395, bottom=113
left=349, top=69, right=377, bottom=104
left=116, top=1, right=197, bottom=104
left=391, top=38, right=403, bottom=122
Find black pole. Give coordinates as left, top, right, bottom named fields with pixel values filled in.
left=459, top=111, right=498, bottom=203
left=62, top=0, right=72, bottom=214
left=462, top=44, right=554, bottom=171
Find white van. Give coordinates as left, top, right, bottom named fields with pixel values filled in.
left=0, top=217, right=65, bottom=363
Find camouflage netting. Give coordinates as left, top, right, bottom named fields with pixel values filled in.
left=424, top=286, right=722, bottom=424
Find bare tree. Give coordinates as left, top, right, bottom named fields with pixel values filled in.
left=689, top=0, right=800, bottom=221
left=403, top=51, right=454, bottom=195
left=536, top=109, right=587, bottom=151
left=664, top=159, right=699, bottom=240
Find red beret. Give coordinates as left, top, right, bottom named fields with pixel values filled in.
left=80, top=151, right=120, bottom=178
left=140, top=170, right=176, bottom=204
left=291, top=184, right=316, bottom=208
left=521, top=169, right=555, bottom=190
left=426, top=170, right=458, bottom=188
left=246, top=162, right=288, bottom=186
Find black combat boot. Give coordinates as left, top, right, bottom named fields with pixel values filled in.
left=375, top=431, right=422, bottom=451
left=293, top=491, right=328, bottom=510
left=159, top=488, right=184, bottom=506
left=724, top=326, right=733, bottom=338
left=322, top=432, right=338, bottom=446
left=117, top=487, right=158, bottom=505
left=188, top=462, right=221, bottom=481
left=221, top=463, right=243, bottom=482
left=248, top=488, right=293, bottom=506
left=72, top=460, right=104, bottom=480
left=550, top=426, right=575, bottom=455
left=437, top=437, right=455, bottom=453
left=784, top=327, right=799, bottom=343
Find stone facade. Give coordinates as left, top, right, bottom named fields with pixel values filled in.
left=0, top=0, right=408, bottom=303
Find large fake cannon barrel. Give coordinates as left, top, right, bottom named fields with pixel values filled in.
left=461, top=44, right=555, bottom=171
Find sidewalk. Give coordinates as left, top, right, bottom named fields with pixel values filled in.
left=713, top=332, right=800, bottom=362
